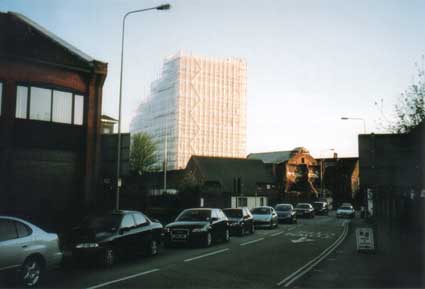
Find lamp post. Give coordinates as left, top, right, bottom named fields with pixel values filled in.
left=115, top=3, right=171, bottom=211
left=341, top=117, right=367, bottom=134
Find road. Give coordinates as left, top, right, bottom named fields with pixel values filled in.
left=43, top=213, right=350, bottom=288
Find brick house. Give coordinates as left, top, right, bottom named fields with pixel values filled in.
left=0, top=12, right=107, bottom=226
left=248, top=147, right=319, bottom=199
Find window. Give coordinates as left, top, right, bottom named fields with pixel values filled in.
left=0, top=219, right=18, bottom=242
left=15, top=222, right=32, bottom=238
left=16, top=86, right=28, bottom=119
left=260, top=197, right=264, bottom=206
left=30, top=87, right=51, bottom=121
left=237, top=197, right=247, bottom=207
left=120, top=214, right=135, bottom=228
left=15, top=85, right=84, bottom=125
left=133, top=213, right=147, bottom=226
left=74, top=94, right=84, bottom=125
left=53, top=90, right=72, bottom=123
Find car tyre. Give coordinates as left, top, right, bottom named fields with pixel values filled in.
left=250, top=223, right=255, bottom=234
left=101, top=247, right=116, bottom=267
left=147, top=239, right=159, bottom=256
left=204, top=232, right=212, bottom=247
left=20, top=256, right=44, bottom=287
left=224, top=229, right=230, bottom=242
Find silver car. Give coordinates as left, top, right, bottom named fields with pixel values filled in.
left=0, top=216, right=63, bottom=287
left=251, top=206, right=278, bottom=229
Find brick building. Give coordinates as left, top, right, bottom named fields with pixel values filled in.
left=0, top=12, right=107, bottom=226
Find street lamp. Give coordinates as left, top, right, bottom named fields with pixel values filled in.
left=115, top=3, right=171, bottom=210
left=341, top=117, right=367, bottom=134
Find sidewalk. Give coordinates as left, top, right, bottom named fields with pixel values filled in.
left=293, top=216, right=425, bottom=288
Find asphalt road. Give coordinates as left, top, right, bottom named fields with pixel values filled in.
left=43, top=213, right=350, bottom=289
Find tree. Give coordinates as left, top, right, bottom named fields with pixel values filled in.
left=129, top=133, right=158, bottom=175
left=390, top=56, right=425, bottom=133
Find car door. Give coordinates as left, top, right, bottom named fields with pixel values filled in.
left=132, top=213, right=151, bottom=250
left=117, top=214, right=137, bottom=253
left=0, top=219, right=22, bottom=272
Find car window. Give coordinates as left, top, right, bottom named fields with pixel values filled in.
left=121, top=214, right=136, bottom=228
left=15, top=221, right=32, bottom=238
left=133, top=213, right=148, bottom=226
left=0, top=219, right=18, bottom=242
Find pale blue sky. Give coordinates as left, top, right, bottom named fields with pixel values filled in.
left=2, top=0, right=424, bottom=157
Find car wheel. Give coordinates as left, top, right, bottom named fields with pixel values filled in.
left=204, top=232, right=212, bottom=247
left=147, top=239, right=159, bottom=256
left=102, top=247, right=115, bottom=267
left=224, top=229, right=230, bottom=242
left=250, top=223, right=255, bottom=234
left=20, top=256, right=44, bottom=287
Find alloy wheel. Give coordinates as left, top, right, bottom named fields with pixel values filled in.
left=21, top=258, right=42, bottom=287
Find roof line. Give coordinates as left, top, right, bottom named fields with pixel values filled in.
left=9, top=12, right=95, bottom=64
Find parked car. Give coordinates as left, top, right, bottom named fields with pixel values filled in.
left=71, top=210, right=163, bottom=266
left=275, top=204, right=297, bottom=224
left=294, top=203, right=315, bottom=218
left=0, top=216, right=63, bottom=287
left=222, top=207, right=255, bottom=236
left=312, top=201, right=329, bottom=215
left=336, top=204, right=356, bottom=218
left=251, top=206, right=278, bottom=229
left=163, top=208, right=230, bottom=247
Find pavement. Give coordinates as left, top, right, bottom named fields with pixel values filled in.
left=292, top=215, right=425, bottom=288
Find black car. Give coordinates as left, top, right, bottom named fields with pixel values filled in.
left=294, top=203, right=315, bottom=218
left=71, top=210, right=163, bottom=266
left=222, top=207, right=255, bottom=236
left=275, top=204, right=297, bottom=223
left=163, top=208, right=230, bottom=247
left=312, top=201, right=329, bottom=215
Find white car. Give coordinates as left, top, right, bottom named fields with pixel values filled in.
left=0, top=216, right=63, bottom=287
left=336, top=205, right=356, bottom=218
left=251, top=206, right=278, bottom=229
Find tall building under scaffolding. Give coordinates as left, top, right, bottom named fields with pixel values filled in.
left=130, top=52, right=247, bottom=170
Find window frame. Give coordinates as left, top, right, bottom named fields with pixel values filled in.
left=0, top=219, right=19, bottom=242
left=15, top=83, right=85, bottom=126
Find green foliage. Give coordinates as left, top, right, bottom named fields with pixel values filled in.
left=129, top=133, right=158, bottom=175
left=391, top=57, right=425, bottom=133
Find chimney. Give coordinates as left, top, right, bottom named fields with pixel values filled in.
left=333, top=152, right=338, bottom=159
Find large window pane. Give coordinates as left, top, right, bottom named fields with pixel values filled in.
left=16, top=86, right=28, bottom=119
left=74, top=94, right=84, bottom=125
left=30, top=87, right=51, bottom=121
left=52, top=90, right=72, bottom=124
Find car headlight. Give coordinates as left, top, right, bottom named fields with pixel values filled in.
left=192, top=225, right=210, bottom=232
left=75, top=243, right=99, bottom=249
left=164, top=227, right=171, bottom=233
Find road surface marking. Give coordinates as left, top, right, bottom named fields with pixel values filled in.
left=276, top=223, right=349, bottom=287
left=240, top=237, right=264, bottom=246
left=184, top=248, right=230, bottom=262
left=85, top=268, right=160, bottom=289
left=291, top=236, right=314, bottom=243
left=271, top=231, right=285, bottom=237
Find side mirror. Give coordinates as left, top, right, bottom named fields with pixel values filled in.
left=210, top=217, right=219, bottom=223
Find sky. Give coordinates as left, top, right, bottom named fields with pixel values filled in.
left=1, top=0, right=424, bottom=158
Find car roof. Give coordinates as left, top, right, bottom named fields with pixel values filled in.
left=275, top=203, right=292, bottom=206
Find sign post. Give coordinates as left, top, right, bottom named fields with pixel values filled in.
left=356, top=227, right=375, bottom=252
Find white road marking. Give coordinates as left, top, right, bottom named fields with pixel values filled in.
left=85, top=269, right=160, bottom=289
left=271, top=231, right=285, bottom=237
left=183, top=248, right=230, bottom=262
left=240, top=237, right=265, bottom=246
left=276, top=223, right=349, bottom=287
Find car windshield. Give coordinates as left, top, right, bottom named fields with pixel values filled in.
left=223, top=209, right=243, bottom=218
left=81, top=214, right=122, bottom=232
left=275, top=205, right=291, bottom=211
left=176, top=210, right=211, bottom=222
left=296, top=204, right=310, bottom=209
left=251, top=208, right=270, bottom=215
left=340, top=206, right=352, bottom=210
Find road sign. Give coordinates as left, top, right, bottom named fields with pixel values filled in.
left=356, top=227, right=375, bottom=252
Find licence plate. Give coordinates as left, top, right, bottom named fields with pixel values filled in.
left=172, top=234, right=187, bottom=239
